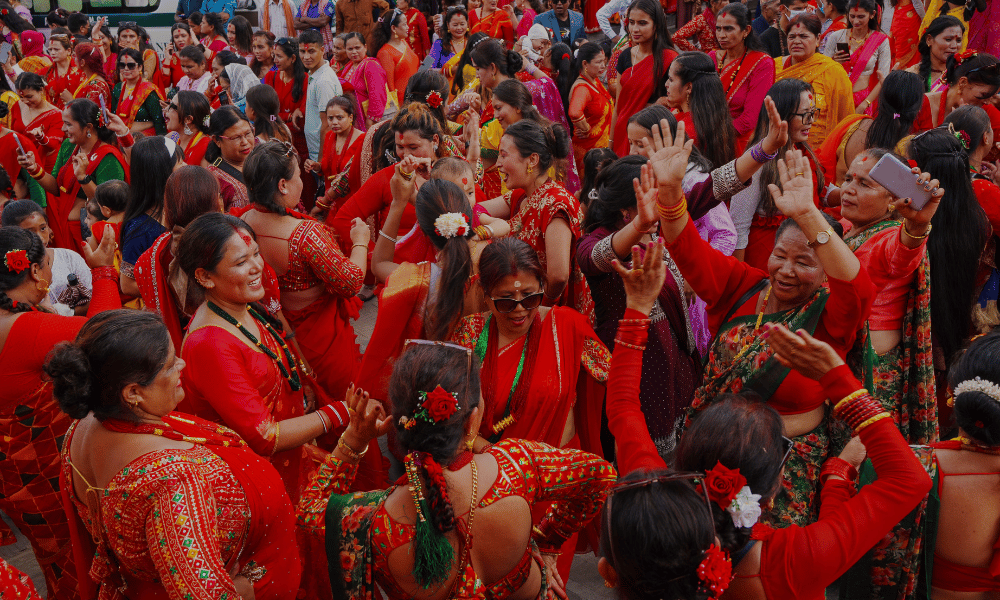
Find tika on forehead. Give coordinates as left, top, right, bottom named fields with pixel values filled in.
left=239, top=231, right=253, bottom=247
left=514, top=280, right=522, bottom=288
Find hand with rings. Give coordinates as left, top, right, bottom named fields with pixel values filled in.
left=612, top=239, right=667, bottom=317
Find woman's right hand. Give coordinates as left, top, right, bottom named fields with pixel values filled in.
left=349, top=217, right=371, bottom=246
left=16, top=149, right=37, bottom=173
left=763, top=323, right=844, bottom=381
left=767, top=149, right=818, bottom=221
left=303, top=158, right=318, bottom=173
left=833, top=49, right=850, bottom=64
left=646, top=119, right=693, bottom=193
left=60, top=89, right=73, bottom=102
left=837, top=435, right=867, bottom=469
left=342, top=384, right=394, bottom=449
left=612, top=238, right=666, bottom=316
left=632, top=162, right=660, bottom=231
left=83, top=224, right=117, bottom=268
left=105, top=112, right=129, bottom=137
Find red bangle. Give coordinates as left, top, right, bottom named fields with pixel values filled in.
left=820, top=457, right=858, bottom=485
left=118, top=133, right=134, bottom=148
left=320, top=402, right=349, bottom=428
left=91, top=266, right=118, bottom=281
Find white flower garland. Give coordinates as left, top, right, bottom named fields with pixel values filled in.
left=434, top=212, right=469, bottom=239
left=726, top=486, right=762, bottom=528
left=955, top=376, right=1000, bottom=403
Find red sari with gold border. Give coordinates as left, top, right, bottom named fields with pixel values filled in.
left=45, top=61, right=83, bottom=110
left=10, top=103, right=62, bottom=171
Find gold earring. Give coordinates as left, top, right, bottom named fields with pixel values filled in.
left=527, top=166, right=534, bottom=175
left=465, top=435, right=475, bottom=451
left=126, top=396, right=141, bottom=408
left=36, top=278, right=49, bottom=293
left=604, top=581, right=614, bottom=589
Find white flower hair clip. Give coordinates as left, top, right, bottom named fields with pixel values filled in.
left=726, top=486, right=762, bottom=528
left=433, top=212, right=469, bottom=239
left=954, top=376, right=1000, bottom=403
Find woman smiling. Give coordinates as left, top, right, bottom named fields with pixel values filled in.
left=204, top=106, right=253, bottom=210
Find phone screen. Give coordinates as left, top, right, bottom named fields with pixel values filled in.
left=13, top=134, right=24, bottom=155
left=836, top=42, right=850, bottom=54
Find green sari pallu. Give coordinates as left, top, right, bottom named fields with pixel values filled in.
left=684, top=284, right=838, bottom=528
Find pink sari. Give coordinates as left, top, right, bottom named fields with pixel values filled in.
left=848, top=31, right=888, bottom=108
left=525, top=76, right=581, bottom=194
left=342, top=57, right=388, bottom=130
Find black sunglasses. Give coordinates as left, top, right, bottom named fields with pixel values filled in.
left=118, top=61, right=139, bottom=69
left=780, top=435, right=794, bottom=467
left=490, top=291, right=544, bottom=313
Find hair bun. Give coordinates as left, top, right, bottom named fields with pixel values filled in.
left=506, top=50, right=523, bottom=74
left=546, top=122, right=571, bottom=161
left=44, top=342, right=96, bottom=420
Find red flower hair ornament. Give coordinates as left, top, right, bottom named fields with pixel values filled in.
left=704, top=461, right=747, bottom=510
left=4, top=249, right=29, bottom=274
left=425, top=90, right=444, bottom=109
left=697, top=544, right=732, bottom=598
left=400, top=385, right=460, bottom=430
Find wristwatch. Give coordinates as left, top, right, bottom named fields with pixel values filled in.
left=77, top=174, right=94, bottom=185
left=807, top=227, right=835, bottom=248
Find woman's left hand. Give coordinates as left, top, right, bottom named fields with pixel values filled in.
left=767, top=149, right=817, bottom=220
left=612, top=238, right=667, bottom=316
left=342, top=384, right=394, bottom=449
left=72, top=153, right=89, bottom=180
left=632, top=162, right=659, bottom=231
left=760, top=96, right=789, bottom=155
left=105, top=112, right=129, bottom=137
left=646, top=119, right=693, bottom=193
left=763, top=322, right=844, bottom=380
left=892, top=167, right=943, bottom=227
left=541, top=553, right=567, bottom=600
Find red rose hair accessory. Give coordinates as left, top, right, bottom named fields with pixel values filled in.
left=954, top=50, right=979, bottom=66
left=4, top=249, right=29, bottom=274
left=426, top=90, right=443, bottom=109
left=955, top=129, right=971, bottom=150
left=703, top=461, right=747, bottom=510
left=1, top=9, right=8, bottom=16
left=406, top=384, right=460, bottom=427
left=696, top=544, right=732, bottom=599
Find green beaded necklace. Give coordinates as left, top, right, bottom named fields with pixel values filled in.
left=207, top=301, right=302, bottom=391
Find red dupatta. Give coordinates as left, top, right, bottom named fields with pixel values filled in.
left=612, top=48, right=677, bottom=156
left=114, top=80, right=161, bottom=130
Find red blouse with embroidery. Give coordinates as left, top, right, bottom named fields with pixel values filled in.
left=275, top=220, right=364, bottom=294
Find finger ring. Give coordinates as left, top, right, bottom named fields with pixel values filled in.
left=795, top=172, right=804, bottom=176
left=632, top=268, right=644, bottom=275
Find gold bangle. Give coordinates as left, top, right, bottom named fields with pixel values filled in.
left=854, top=412, right=891, bottom=433
left=351, top=243, right=368, bottom=250
left=902, top=222, right=931, bottom=240
left=833, top=389, right=869, bottom=414
left=272, top=423, right=280, bottom=456
left=657, top=196, right=688, bottom=221
left=30, top=165, right=45, bottom=179
left=337, top=436, right=368, bottom=462
left=315, top=199, right=331, bottom=211
left=396, top=165, right=415, bottom=181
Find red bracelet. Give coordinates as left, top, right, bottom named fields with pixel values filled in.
left=91, top=266, right=118, bottom=281
left=118, top=133, right=135, bottom=148
left=820, top=457, right=858, bottom=485
left=320, top=402, right=349, bottom=428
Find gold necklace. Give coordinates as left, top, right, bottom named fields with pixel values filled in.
left=732, top=285, right=772, bottom=362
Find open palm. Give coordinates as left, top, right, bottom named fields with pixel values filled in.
left=646, top=119, right=693, bottom=191
left=768, top=150, right=816, bottom=219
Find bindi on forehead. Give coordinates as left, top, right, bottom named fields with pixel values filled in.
left=238, top=230, right=253, bottom=247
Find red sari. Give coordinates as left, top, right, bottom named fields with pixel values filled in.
left=0, top=272, right=121, bottom=600
left=61, top=415, right=301, bottom=600
left=179, top=131, right=211, bottom=165
left=716, top=49, right=775, bottom=152
left=470, top=9, right=515, bottom=47
left=113, top=80, right=164, bottom=136
left=50, top=141, right=128, bottom=252
left=45, top=61, right=83, bottom=110
left=265, top=70, right=309, bottom=172
left=612, top=48, right=678, bottom=156
left=405, top=8, right=431, bottom=60
left=72, top=72, right=112, bottom=106
left=9, top=103, right=62, bottom=172
left=568, top=77, right=613, bottom=173
left=319, top=129, right=364, bottom=212
left=503, top=179, right=595, bottom=321
left=892, top=0, right=922, bottom=68
left=0, top=129, right=36, bottom=191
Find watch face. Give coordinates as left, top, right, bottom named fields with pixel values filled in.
left=816, top=231, right=830, bottom=245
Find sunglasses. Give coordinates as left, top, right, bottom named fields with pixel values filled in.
left=489, top=291, right=545, bottom=313
left=167, top=103, right=178, bottom=111
left=118, top=61, right=139, bottom=70
left=779, top=435, right=794, bottom=467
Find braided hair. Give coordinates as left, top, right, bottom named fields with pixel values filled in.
left=0, top=226, right=47, bottom=313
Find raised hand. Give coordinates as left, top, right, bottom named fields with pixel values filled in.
left=646, top=118, right=693, bottom=192
left=760, top=96, right=788, bottom=155
left=632, top=162, right=659, bottom=231
left=611, top=238, right=667, bottom=316
left=767, top=149, right=816, bottom=219
left=349, top=217, right=370, bottom=246
left=763, top=323, right=844, bottom=381
left=82, top=223, right=117, bottom=268
left=891, top=167, right=943, bottom=228
left=342, top=384, right=394, bottom=446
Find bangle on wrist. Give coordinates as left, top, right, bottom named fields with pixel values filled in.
left=351, top=243, right=368, bottom=250
left=378, top=229, right=397, bottom=244
left=337, top=435, right=368, bottom=462
left=657, top=195, right=688, bottom=221
left=396, top=164, right=414, bottom=181
left=902, top=222, right=931, bottom=240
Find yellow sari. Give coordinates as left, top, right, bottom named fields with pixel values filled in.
left=917, top=1, right=970, bottom=53
left=775, top=52, right=854, bottom=147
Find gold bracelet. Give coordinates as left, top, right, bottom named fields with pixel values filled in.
left=351, top=243, right=368, bottom=251
left=854, top=412, right=891, bottom=433
left=337, top=436, right=368, bottom=462
left=30, top=165, right=45, bottom=180
left=902, top=222, right=931, bottom=240
left=271, top=423, right=280, bottom=456
left=657, top=196, right=688, bottom=221
left=833, top=389, right=869, bottom=414
left=396, top=165, right=414, bottom=181
left=315, top=199, right=331, bottom=211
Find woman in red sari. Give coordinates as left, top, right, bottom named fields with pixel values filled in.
left=610, top=0, right=677, bottom=156
left=45, top=33, right=81, bottom=110
left=90, top=24, right=120, bottom=85
left=161, top=23, right=196, bottom=88
left=0, top=225, right=119, bottom=600
left=0, top=100, right=37, bottom=202
left=568, top=43, right=614, bottom=175
left=822, top=0, right=890, bottom=111
left=264, top=38, right=309, bottom=174
left=470, top=0, right=515, bottom=47
left=309, top=96, right=364, bottom=214
left=476, top=119, right=594, bottom=321
left=11, top=73, right=62, bottom=174
left=71, top=43, right=113, bottom=107
left=164, top=91, right=212, bottom=166
left=452, top=237, right=611, bottom=578
left=714, top=2, right=775, bottom=152
left=399, top=0, right=430, bottom=61
left=49, top=310, right=301, bottom=600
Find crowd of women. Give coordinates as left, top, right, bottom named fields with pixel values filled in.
left=1, top=0, right=1000, bottom=598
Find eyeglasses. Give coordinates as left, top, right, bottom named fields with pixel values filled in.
left=220, top=130, right=255, bottom=143
left=792, top=108, right=817, bottom=123
left=118, top=61, right=139, bottom=70
left=779, top=435, right=794, bottom=467
left=489, top=291, right=545, bottom=313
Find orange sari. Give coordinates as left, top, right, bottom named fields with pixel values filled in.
left=470, top=9, right=515, bottom=47
left=892, top=0, right=923, bottom=68
left=568, top=77, right=613, bottom=174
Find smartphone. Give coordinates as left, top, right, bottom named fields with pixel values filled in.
left=218, top=90, right=229, bottom=105
left=99, top=94, right=109, bottom=125
left=13, top=134, right=24, bottom=156
left=868, top=154, right=934, bottom=211
left=0, top=42, right=12, bottom=66
left=836, top=42, right=850, bottom=55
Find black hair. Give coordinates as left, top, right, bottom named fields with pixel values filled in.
left=370, top=8, right=405, bottom=57
left=452, top=31, right=489, bottom=96
left=865, top=70, right=924, bottom=151
left=672, top=51, right=736, bottom=169
left=0, top=3, right=34, bottom=33
left=93, top=179, right=130, bottom=213
left=599, top=469, right=716, bottom=600
left=945, top=52, right=1000, bottom=95
left=204, top=105, right=251, bottom=163
left=244, top=141, right=298, bottom=216
left=228, top=15, right=254, bottom=55
left=748, top=79, right=824, bottom=217
left=177, top=212, right=256, bottom=285
left=469, top=37, right=523, bottom=80
left=415, top=179, right=473, bottom=340
left=274, top=37, right=306, bottom=104
left=117, top=47, right=143, bottom=73
left=0, top=226, right=46, bottom=313
left=342, top=31, right=366, bottom=46
left=403, top=69, right=452, bottom=132
left=493, top=78, right=546, bottom=125
left=774, top=210, right=843, bottom=244
left=949, top=331, right=1000, bottom=446
left=846, top=0, right=880, bottom=31
left=14, top=72, right=44, bottom=93
left=583, top=155, right=645, bottom=233
left=67, top=11, right=88, bottom=33
left=44, top=310, right=171, bottom=422
left=909, top=128, right=988, bottom=367
left=676, top=396, right=786, bottom=554
left=944, top=105, right=992, bottom=154
left=123, top=137, right=178, bottom=231
left=572, top=42, right=605, bottom=83
left=48, top=8, right=69, bottom=28
left=249, top=31, right=276, bottom=77
left=548, top=42, right=574, bottom=123
left=213, top=49, right=246, bottom=70
left=827, top=0, right=848, bottom=13
left=188, top=10, right=204, bottom=26
left=626, top=0, right=675, bottom=102
left=246, top=85, right=292, bottom=144
left=717, top=3, right=764, bottom=51
left=1, top=199, right=44, bottom=227
left=917, top=16, right=964, bottom=91
left=204, top=11, right=227, bottom=37
left=440, top=6, right=469, bottom=56
left=326, top=96, right=356, bottom=122
left=173, top=90, right=212, bottom=135
left=578, top=147, right=619, bottom=207
left=628, top=105, right=714, bottom=172
left=299, top=28, right=324, bottom=47
left=503, top=119, right=571, bottom=180
left=66, top=98, right=117, bottom=146
left=178, top=44, right=206, bottom=65
left=171, top=21, right=193, bottom=41
left=477, top=236, right=547, bottom=295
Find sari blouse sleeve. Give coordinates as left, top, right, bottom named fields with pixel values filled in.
left=819, top=268, right=874, bottom=350
left=364, top=61, right=388, bottom=121
left=376, top=47, right=396, bottom=92
left=182, top=330, right=280, bottom=456
left=296, top=452, right=361, bottom=533
left=567, top=82, right=591, bottom=123
left=493, top=439, right=616, bottom=553
left=144, top=458, right=241, bottom=599
left=95, top=152, right=126, bottom=184
left=142, top=93, right=167, bottom=135
left=300, top=221, right=365, bottom=297
left=582, top=336, right=611, bottom=382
